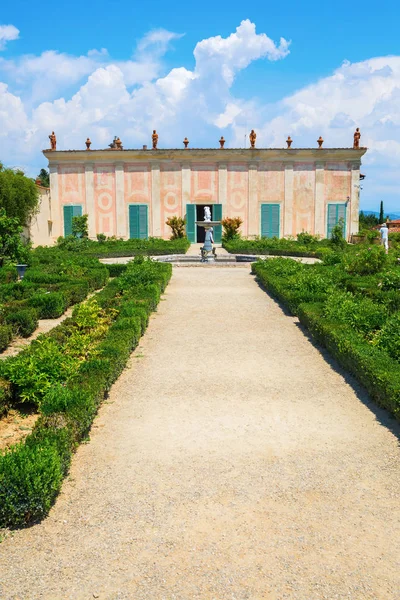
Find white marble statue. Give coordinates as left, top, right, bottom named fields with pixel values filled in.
left=204, top=206, right=211, bottom=222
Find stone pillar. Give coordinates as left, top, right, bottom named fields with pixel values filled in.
left=49, top=164, right=60, bottom=239
left=84, top=163, right=96, bottom=239
left=151, top=162, right=161, bottom=237
left=115, top=162, right=126, bottom=238
left=283, top=162, right=294, bottom=237
left=349, top=161, right=361, bottom=238
left=314, top=161, right=325, bottom=237
left=218, top=162, right=227, bottom=213
left=182, top=163, right=191, bottom=218
left=248, top=163, right=258, bottom=237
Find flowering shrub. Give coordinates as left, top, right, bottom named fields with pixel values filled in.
left=166, top=216, right=186, bottom=239
left=221, top=217, right=243, bottom=241
left=342, top=245, right=387, bottom=275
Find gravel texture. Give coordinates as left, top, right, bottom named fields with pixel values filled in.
left=0, top=266, right=399, bottom=599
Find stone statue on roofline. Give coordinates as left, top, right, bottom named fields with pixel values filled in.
left=115, top=137, right=123, bottom=150
left=49, top=131, right=56, bottom=150
left=353, top=128, right=361, bottom=149
left=152, top=130, right=158, bottom=149
left=249, top=129, right=256, bottom=148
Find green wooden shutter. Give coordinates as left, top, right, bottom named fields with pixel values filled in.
left=213, top=204, right=222, bottom=243
left=186, top=204, right=196, bottom=242
left=138, top=205, right=148, bottom=239
left=327, top=204, right=346, bottom=238
left=63, top=205, right=82, bottom=237
left=261, top=204, right=280, bottom=238
left=129, top=205, right=139, bottom=239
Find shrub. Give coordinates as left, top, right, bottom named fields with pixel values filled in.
left=4, top=308, right=38, bottom=337
left=296, top=231, right=319, bottom=245
left=0, top=377, right=11, bottom=416
left=96, top=233, right=107, bottom=243
left=330, top=218, right=346, bottom=249
left=342, top=245, right=387, bottom=275
left=166, top=216, right=186, bottom=239
left=373, top=312, right=400, bottom=362
left=323, top=290, right=387, bottom=336
left=71, top=214, right=89, bottom=238
left=221, top=217, right=243, bottom=241
left=0, top=325, right=13, bottom=352
left=28, top=292, right=68, bottom=319
left=106, top=263, right=128, bottom=277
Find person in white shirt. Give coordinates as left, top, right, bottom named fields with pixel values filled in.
left=379, top=223, right=389, bottom=254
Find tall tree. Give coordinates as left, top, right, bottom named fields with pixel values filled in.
left=0, top=164, right=39, bottom=226
left=37, top=168, right=50, bottom=187
left=379, top=200, right=384, bottom=223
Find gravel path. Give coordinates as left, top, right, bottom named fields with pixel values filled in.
left=1, top=267, right=400, bottom=600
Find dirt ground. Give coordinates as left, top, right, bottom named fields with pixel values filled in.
left=0, top=266, right=399, bottom=599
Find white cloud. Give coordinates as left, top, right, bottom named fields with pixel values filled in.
left=0, top=25, right=19, bottom=50
left=1, top=21, right=400, bottom=209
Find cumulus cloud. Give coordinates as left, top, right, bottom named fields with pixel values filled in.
left=0, top=21, right=400, bottom=209
left=0, top=25, right=19, bottom=50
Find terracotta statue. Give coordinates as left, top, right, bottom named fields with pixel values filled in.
left=85, top=138, right=91, bottom=150
left=152, top=130, right=158, bottom=150
left=249, top=129, right=256, bottom=148
left=353, top=128, right=361, bottom=149
left=115, top=137, right=122, bottom=150
left=219, top=136, right=226, bottom=148
left=317, top=136, right=324, bottom=148
left=183, top=137, right=189, bottom=148
left=286, top=136, right=293, bottom=148
left=49, top=131, right=56, bottom=151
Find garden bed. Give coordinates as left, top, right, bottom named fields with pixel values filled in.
left=0, top=257, right=172, bottom=528
left=223, top=237, right=332, bottom=259
left=57, top=236, right=190, bottom=258
left=252, top=245, right=400, bottom=421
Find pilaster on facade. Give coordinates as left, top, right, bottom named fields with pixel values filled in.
left=151, top=163, right=161, bottom=237
left=283, top=162, right=294, bottom=237
left=49, top=164, right=60, bottom=239
left=218, top=163, right=227, bottom=213
left=314, top=161, right=325, bottom=237
left=114, top=162, right=126, bottom=238
left=84, top=163, right=95, bottom=239
left=349, top=160, right=361, bottom=237
left=248, top=163, right=258, bottom=237
left=181, top=163, right=191, bottom=217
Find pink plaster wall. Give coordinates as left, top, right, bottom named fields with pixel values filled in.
left=325, top=163, right=351, bottom=202
left=258, top=163, right=285, bottom=204
left=191, top=164, right=218, bottom=204
left=293, top=164, right=315, bottom=235
left=227, top=164, right=248, bottom=233
left=124, top=163, right=152, bottom=235
left=160, top=164, right=182, bottom=238
left=94, top=165, right=116, bottom=235
left=58, top=165, right=86, bottom=233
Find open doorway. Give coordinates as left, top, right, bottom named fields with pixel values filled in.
left=196, top=204, right=210, bottom=243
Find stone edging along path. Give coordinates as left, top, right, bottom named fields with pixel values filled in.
left=0, top=266, right=399, bottom=599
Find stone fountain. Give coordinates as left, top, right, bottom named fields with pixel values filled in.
left=195, top=206, right=221, bottom=262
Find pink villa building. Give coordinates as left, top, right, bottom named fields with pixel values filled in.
left=39, top=144, right=367, bottom=246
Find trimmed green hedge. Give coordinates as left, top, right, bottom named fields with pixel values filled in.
left=57, top=236, right=190, bottom=258
left=224, top=237, right=331, bottom=258
left=252, top=258, right=400, bottom=421
left=0, top=259, right=172, bottom=528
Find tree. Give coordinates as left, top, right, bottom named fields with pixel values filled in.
left=359, top=211, right=379, bottom=229
left=37, top=168, right=50, bottom=187
left=0, top=208, right=31, bottom=266
left=0, top=164, right=39, bottom=226
left=379, top=201, right=384, bottom=224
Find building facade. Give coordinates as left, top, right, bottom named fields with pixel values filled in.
left=42, top=146, right=367, bottom=244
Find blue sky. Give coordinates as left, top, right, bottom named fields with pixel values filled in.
left=1, top=0, right=400, bottom=212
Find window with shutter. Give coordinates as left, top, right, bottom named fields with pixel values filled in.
left=213, top=204, right=222, bottom=243
left=63, top=205, right=82, bottom=237
left=129, top=205, right=148, bottom=239
left=186, top=204, right=196, bottom=242
left=261, top=204, right=280, bottom=238
left=327, top=203, right=346, bottom=238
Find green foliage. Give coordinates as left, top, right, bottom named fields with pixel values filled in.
left=106, top=263, right=128, bottom=277
left=296, top=231, right=319, bottom=245
left=379, top=201, right=384, bottom=224
left=342, top=245, right=387, bottom=275
left=0, top=164, right=39, bottom=226
left=373, top=312, right=400, bottom=362
left=71, top=214, right=89, bottom=238
left=221, top=217, right=243, bottom=242
left=96, top=233, right=107, bottom=243
left=4, top=308, right=38, bottom=337
left=56, top=236, right=190, bottom=258
left=359, top=211, right=379, bottom=229
left=37, top=169, right=50, bottom=188
left=0, top=377, right=12, bottom=417
left=28, top=292, right=67, bottom=319
left=223, top=236, right=333, bottom=259
left=0, top=208, right=31, bottom=265
left=330, top=218, right=346, bottom=248
left=323, top=291, right=387, bottom=336
left=166, top=216, right=186, bottom=239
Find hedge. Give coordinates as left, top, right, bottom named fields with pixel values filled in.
left=57, top=236, right=190, bottom=258
left=252, top=259, right=400, bottom=421
left=224, top=238, right=331, bottom=259
left=0, top=259, right=172, bottom=528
